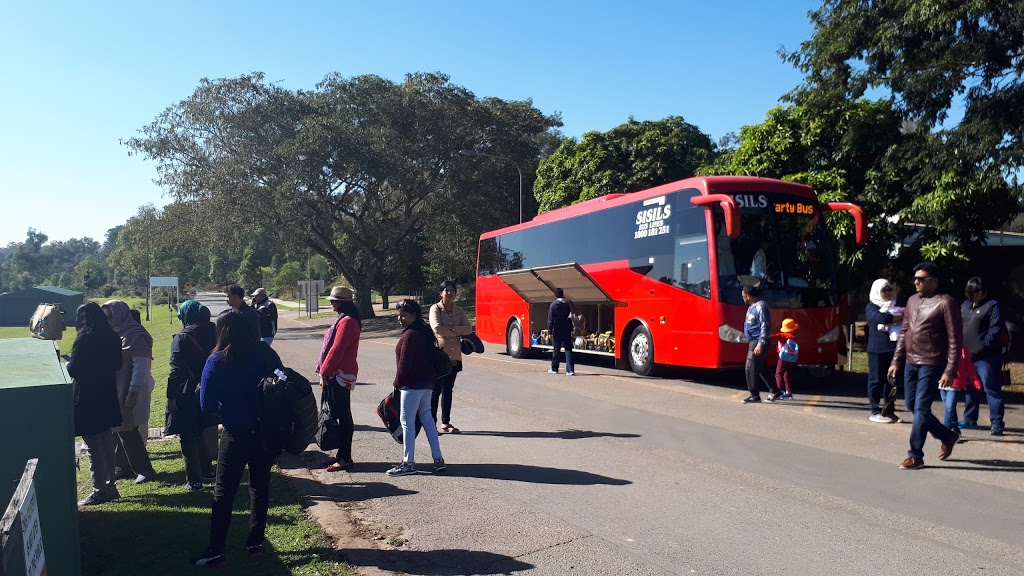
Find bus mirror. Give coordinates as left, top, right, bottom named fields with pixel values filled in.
left=825, top=202, right=867, bottom=245
left=690, top=194, right=740, bottom=239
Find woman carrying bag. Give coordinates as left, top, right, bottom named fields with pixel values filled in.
left=315, top=287, right=361, bottom=472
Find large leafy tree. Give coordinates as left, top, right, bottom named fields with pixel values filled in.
left=784, top=0, right=1023, bottom=236
left=127, top=72, right=560, bottom=316
left=534, top=116, right=716, bottom=212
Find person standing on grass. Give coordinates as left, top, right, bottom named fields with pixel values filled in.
left=547, top=288, right=575, bottom=375
left=386, top=299, right=446, bottom=477
left=866, top=278, right=903, bottom=423
left=250, top=287, right=278, bottom=345
left=887, top=261, right=962, bottom=470
left=103, top=299, right=158, bottom=484
left=741, top=285, right=782, bottom=404
left=316, top=287, right=361, bottom=472
left=166, top=300, right=218, bottom=491
left=191, top=312, right=283, bottom=567
left=429, top=280, right=473, bottom=434
left=69, top=302, right=124, bottom=506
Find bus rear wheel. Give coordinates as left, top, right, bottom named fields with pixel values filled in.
left=627, top=325, right=656, bottom=376
left=506, top=320, right=526, bottom=359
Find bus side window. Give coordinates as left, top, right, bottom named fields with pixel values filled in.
left=674, top=235, right=711, bottom=298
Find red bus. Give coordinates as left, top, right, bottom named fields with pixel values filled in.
left=474, top=176, right=866, bottom=375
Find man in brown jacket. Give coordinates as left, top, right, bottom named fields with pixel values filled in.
left=887, top=262, right=963, bottom=470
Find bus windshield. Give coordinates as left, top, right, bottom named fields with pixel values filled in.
left=714, top=193, right=838, bottom=308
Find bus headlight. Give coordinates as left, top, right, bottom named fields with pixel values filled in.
left=817, top=327, right=840, bottom=343
left=719, top=324, right=746, bottom=343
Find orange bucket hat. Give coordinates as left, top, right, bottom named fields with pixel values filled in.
left=780, top=318, right=799, bottom=333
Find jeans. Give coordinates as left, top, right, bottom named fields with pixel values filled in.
left=963, top=356, right=1004, bottom=430
left=115, top=426, right=156, bottom=477
left=904, top=364, right=958, bottom=459
left=940, top=389, right=962, bottom=431
left=431, top=363, right=461, bottom=426
left=399, top=388, right=442, bottom=464
left=551, top=335, right=574, bottom=373
left=180, top=427, right=216, bottom=485
left=867, top=351, right=896, bottom=414
left=82, top=431, right=117, bottom=491
left=745, top=342, right=779, bottom=398
left=207, top=427, right=274, bottom=554
left=775, top=360, right=795, bottom=393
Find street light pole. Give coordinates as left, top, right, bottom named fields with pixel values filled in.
left=459, top=149, right=523, bottom=224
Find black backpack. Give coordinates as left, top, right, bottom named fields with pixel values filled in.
left=259, top=367, right=317, bottom=455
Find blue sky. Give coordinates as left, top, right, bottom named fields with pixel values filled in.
left=0, top=0, right=819, bottom=246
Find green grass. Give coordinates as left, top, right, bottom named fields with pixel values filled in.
left=77, top=439, right=355, bottom=575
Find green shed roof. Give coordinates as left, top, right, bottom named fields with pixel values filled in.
left=34, top=286, right=81, bottom=296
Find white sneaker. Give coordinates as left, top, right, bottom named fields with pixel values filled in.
left=547, top=369, right=558, bottom=374
left=869, top=413, right=893, bottom=423
left=566, top=371, right=575, bottom=376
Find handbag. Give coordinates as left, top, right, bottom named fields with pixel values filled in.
left=432, top=338, right=452, bottom=379
left=315, top=387, right=344, bottom=452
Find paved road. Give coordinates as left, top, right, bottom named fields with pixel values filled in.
left=203, top=294, right=1024, bottom=575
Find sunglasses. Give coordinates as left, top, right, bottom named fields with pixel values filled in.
left=913, top=276, right=933, bottom=282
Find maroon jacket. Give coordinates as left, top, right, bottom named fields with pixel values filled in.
left=393, top=324, right=436, bottom=390
left=892, top=292, right=962, bottom=378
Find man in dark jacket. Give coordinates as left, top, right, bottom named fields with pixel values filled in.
left=888, top=262, right=962, bottom=470
left=251, top=287, right=278, bottom=345
left=223, top=285, right=261, bottom=343
left=547, top=288, right=575, bottom=375
left=959, top=277, right=1006, bottom=435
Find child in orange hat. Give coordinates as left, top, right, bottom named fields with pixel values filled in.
left=773, top=318, right=799, bottom=399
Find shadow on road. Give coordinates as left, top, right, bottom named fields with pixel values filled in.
left=343, top=548, right=533, bottom=576
left=461, top=429, right=641, bottom=440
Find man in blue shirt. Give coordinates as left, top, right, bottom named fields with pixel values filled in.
left=742, top=285, right=782, bottom=403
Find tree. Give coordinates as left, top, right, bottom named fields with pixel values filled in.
left=272, top=262, right=303, bottom=297
left=126, top=72, right=560, bottom=316
left=534, top=116, right=717, bottom=212
left=784, top=0, right=1023, bottom=226
left=236, top=247, right=261, bottom=292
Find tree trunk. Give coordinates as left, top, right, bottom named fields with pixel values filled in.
left=381, top=288, right=390, bottom=311
left=353, top=275, right=376, bottom=318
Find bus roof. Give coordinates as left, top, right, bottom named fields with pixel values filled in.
left=481, top=175, right=816, bottom=240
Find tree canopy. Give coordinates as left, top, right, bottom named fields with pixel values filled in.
left=533, top=116, right=716, bottom=212
left=126, top=72, right=560, bottom=315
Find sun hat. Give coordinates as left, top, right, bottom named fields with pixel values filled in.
left=251, top=287, right=267, bottom=297
left=463, top=332, right=485, bottom=354
left=461, top=339, right=475, bottom=355
left=327, top=286, right=354, bottom=301
left=780, top=318, right=799, bottom=333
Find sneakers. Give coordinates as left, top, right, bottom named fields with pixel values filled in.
left=899, top=457, right=925, bottom=470
left=433, top=458, right=447, bottom=472
left=184, top=482, right=204, bottom=492
left=741, top=396, right=761, bottom=404
left=190, top=548, right=226, bottom=567
left=780, top=392, right=793, bottom=400
left=547, top=369, right=558, bottom=374
left=869, top=413, right=896, bottom=423
left=134, top=473, right=152, bottom=485
left=245, top=543, right=264, bottom=557
left=991, top=427, right=1005, bottom=436
left=78, top=487, right=118, bottom=507
left=938, top=437, right=956, bottom=461
left=765, top=393, right=782, bottom=403
left=958, top=421, right=979, bottom=430
left=566, top=371, right=575, bottom=376
left=386, top=462, right=418, bottom=477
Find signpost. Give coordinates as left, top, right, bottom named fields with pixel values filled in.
left=149, top=276, right=179, bottom=324
left=1, top=459, right=46, bottom=576
left=296, top=280, right=324, bottom=319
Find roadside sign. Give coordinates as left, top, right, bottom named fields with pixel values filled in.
left=184, top=282, right=193, bottom=291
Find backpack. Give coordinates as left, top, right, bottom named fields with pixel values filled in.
left=259, top=367, right=317, bottom=455
left=376, top=389, right=422, bottom=444
left=29, top=303, right=65, bottom=340
left=997, top=321, right=1010, bottom=350
left=779, top=338, right=799, bottom=363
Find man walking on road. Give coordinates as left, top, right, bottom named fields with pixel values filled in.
left=888, top=261, right=962, bottom=470
left=741, top=284, right=782, bottom=404
left=251, top=287, right=278, bottom=345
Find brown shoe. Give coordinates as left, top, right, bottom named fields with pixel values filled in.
left=938, top=439, right=956, bottom=461
left=899, top=457, right=924, bottom=470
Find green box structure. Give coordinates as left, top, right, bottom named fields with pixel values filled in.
left=0, top=338, right=80, bottom=576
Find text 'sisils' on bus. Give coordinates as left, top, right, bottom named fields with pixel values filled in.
left=474, top=176, right=866, bottom=375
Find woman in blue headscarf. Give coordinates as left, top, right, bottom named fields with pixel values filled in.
left=167, top=300, right=218, bottom=490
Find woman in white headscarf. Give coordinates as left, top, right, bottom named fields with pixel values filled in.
left=103, top=300, right=158, bottom=483
left=865, top=279, right=902, bottom=423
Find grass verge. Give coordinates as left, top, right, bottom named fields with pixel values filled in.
left=77, top=438, right=355, bottom=575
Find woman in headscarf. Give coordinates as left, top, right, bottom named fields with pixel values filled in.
left=68, top=302, right=124, bottom=506
left=316, top=287, right=361, bottom=472
left=167, top=300, right=218, bottom=491
left=865, top=279, right=902, bottom=423
left=102, top=300, right=158, bottom=483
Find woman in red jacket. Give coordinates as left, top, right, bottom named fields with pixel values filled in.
left=316, top=287, right=361, bottom=471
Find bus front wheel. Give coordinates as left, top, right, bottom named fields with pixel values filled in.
left=507, top=320, right=526, bottom=359
left=627, top=325, right=656, bottom=376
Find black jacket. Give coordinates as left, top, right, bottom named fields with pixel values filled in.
left=254, top=298, right=278, bottom=338
left=962, top=297, right=1002, bottom=361
left=547, top=298, right=574, bottom=338
left=165, top=321, right=217, bottom=434
left=69, top=328, right=123, bottom=437
left=865, top=302, right=897, bottom=355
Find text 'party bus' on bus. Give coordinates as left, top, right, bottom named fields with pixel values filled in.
left=474, top=175, right=866, bottom=376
